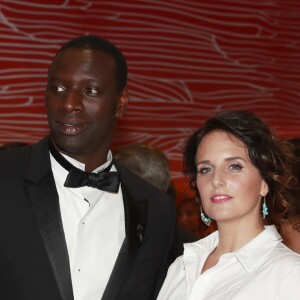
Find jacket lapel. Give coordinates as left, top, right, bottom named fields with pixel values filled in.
left=102, top=165, right=148, bottom=300
left=24, top=137, right=74, bottom=300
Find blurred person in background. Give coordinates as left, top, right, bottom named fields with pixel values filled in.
left=114, top=143, right=171, bottom=192
left=177, top=197, right=216, bottom=240
left=115, top=143, right=196, bottom=258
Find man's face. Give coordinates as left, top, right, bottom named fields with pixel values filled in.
left=45, top=48, right=127, bottom=159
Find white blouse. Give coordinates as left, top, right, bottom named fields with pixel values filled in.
left=157, top=226, right=300, bottom=300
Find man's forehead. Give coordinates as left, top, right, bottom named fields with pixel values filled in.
left=49, top=48, right=115, bottom=71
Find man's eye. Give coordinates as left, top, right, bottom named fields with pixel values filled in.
left=229, top=163, right=243, bottom=171
left=48, top=85, right=65, bottom=93
left=85, top=87, right=99, bottom=96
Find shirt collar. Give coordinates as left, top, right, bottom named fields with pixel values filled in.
left=234, top=225, right=282, bottom=272
left=50, top=149, right=114, bottom=185
left=60, top=150, right=113, bottom=172
left=184, top=225, right=282, bottom=273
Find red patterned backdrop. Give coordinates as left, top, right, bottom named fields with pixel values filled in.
left=0, top=0, right=300, bottom=192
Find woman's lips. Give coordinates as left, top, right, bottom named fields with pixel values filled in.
left=211, top=194, right=233, bottom=203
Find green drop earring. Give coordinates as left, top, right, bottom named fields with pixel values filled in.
left=200, top=206, right=212, bottom=226
left=262, top=197, right=269, bottom=219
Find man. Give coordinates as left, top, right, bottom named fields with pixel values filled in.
left=0, top=36, right=175, bottom=300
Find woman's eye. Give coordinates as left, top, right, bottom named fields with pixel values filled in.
left=229, top=163, right=243, bottom=171
left=198, top=167, right=212, bottom=174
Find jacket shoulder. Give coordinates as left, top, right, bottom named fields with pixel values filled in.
left=115, top=160, right=174, bottom=204
left=0, top=138, right=49, bottom=176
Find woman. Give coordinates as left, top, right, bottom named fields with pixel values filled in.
left=157, top=110, right=300, bottom=300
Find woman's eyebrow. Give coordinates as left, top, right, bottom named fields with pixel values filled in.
left=197, top=156, right=246, bottom=166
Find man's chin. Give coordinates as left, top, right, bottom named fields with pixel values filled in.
left=51, top=135, right=84, bottom=156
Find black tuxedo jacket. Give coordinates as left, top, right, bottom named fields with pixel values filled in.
left=0, top=137, right=176, bottom=300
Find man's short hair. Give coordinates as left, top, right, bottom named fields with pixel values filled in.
left=55, top=35, right=127, bottom=92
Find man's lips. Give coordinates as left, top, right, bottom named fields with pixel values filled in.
left=56, top=121, right=86, bottom=136
left=211, top=194, right=233, bottom=203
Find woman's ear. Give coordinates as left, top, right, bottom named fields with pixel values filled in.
left=260, top=180, right=269, bottom=197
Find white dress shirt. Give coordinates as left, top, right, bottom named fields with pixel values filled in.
left=157, top=226, right=300, bottom=300
left=50, top=151, right=125, bottom=300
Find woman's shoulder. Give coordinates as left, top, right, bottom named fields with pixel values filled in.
left=270, top=240, right=300, bottom=270
left=273, top=245, right=300, bottom=293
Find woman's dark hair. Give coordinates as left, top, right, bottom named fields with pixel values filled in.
left=286, top=138, right=300, bottom=231
left=183, top=110, right=295, bottom=231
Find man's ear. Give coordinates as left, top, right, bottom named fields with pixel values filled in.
left=116, top=86, right=128, bottom=118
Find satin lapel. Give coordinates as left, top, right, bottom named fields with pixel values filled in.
left=101, top=181, right=148, bottom=300
left=25, top=138, right=74, bottom=300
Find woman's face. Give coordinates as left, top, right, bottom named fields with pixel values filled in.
left=195, top=130, right=268, bottom=226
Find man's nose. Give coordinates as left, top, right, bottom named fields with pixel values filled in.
left=62, top=89, right=84, bottom=112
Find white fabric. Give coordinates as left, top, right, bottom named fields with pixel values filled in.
left=50, top=151, right=125, bottom=300
left=157, top=225, right=300, bottom=300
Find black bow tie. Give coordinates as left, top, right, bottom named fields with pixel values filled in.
left=49, top=139, right=120, bottom=193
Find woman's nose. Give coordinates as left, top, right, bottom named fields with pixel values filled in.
left=212, top=169, right=225, bottom=189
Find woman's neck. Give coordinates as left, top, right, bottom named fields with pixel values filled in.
left=201, top=218, right=264, bottom=274
left=216, top=219, right=264, bottom=255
